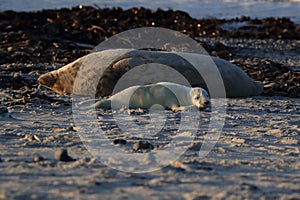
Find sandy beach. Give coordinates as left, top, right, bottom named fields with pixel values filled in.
left=1, top=95, right=299, bottom=199
left=0, top=6, right=299, bottom=199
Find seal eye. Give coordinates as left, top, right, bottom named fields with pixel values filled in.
left=195, top=96, right=200, bottom=100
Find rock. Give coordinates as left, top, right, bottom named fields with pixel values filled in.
left=33, top=153, right=44, bottom=162
left=0, top=106, right=8, bottom=115
left=54, top=149, right=75, bottom=162
left=23, top=134, right=41, bottom=142
left=265, top=129, right=282, bottom=137
left=170, top=160, right=192, bottom=171
left=132, top=141, right=154, bottom=151
left=113, top=139, right=127, bottom=145
left=231, top=137, right=246, bottom=144
left=43, top=22, right=59, bottom=35
left=281, top=137, right=298, bottom=145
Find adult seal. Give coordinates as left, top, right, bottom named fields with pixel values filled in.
left=38, top=49, right=263, bottom=98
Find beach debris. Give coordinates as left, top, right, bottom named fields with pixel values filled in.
left=33, top=153, right=45, bottom=162
left=231, top=137, right=246, bottom=144
left=23, top=134, right=41, bottom=142
left=170, top=160, right=192, bottom=171
left=0, top=105, right=9, bottom=118
left=281, top=137, right=298, bottom=145
left=54, top=149, right=75, bottom=162
left=265, top=129, right=282, bottom=136
left=113, top=139, right=127, bottom=145
left=132, top=141, right=154, bottom=151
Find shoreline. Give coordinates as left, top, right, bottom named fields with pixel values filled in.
left=2, top=1, right=300, bottom=24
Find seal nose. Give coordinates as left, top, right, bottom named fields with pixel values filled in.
left=38, top=72, right=56, bottom=87
left=204, top=100, right=210, bottom=105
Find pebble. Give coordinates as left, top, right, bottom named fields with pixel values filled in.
left=170, top=160, right=192, bottom=171
left=281, top=137, right=298, bottom=145
left=7, top=46, right=13, bottom=52
left=0, top=106, right=8, bottom=116
left=33, top=153, right=44, bottom=162
left=132, top=141, right=154, bottom=151
left=265, top=129, right=282, bottom=136
left=231, top=137, right=246, bottom=144
left=0, top=105, right=8, bottom=112
left=54, top=149, right=75, bottom=162
left=113, top=139, right=127, bottom=145
left=23, top=134, right=41, bottom=142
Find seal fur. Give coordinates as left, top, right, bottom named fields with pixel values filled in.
left=80, top=82, right=210, bottom=111
left=38, top=49, right=263, bottom=98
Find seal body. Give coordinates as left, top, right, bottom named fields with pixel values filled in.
left=38, top=49, right=263, bottom=98
left=91, top=82, right=210, bottom=111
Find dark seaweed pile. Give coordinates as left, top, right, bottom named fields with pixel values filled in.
left=0, top=6, right=299, bottom=98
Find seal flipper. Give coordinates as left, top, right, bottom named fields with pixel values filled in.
left=171, top=105, right=197, bottom=112
left=77, top=99, right=98, bottom=110
left=77, top=99, right=112, bottom=110
left=254, top=81, right=264, bottom=95
left=93, top=99, right=112, bottom=109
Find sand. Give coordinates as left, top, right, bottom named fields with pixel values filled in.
left=0, top=94, right=299, bottom=199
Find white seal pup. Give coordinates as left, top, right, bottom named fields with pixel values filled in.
left=80, top=82, right=210, bottom=111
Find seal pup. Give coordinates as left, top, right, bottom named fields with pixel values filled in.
left=79, top=82, right=210, bottom=112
